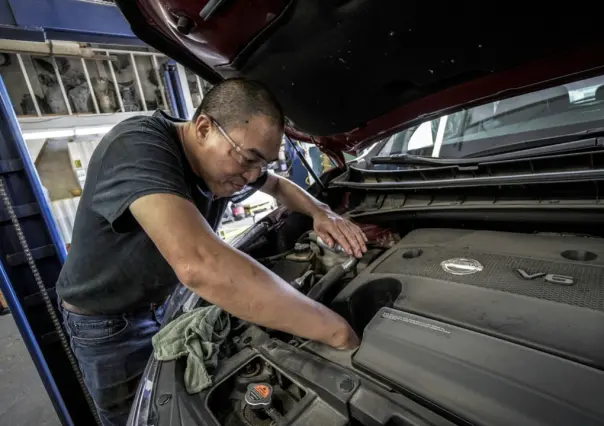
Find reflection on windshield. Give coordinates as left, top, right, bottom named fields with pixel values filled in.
left=378, top=74, right=604, bottom=159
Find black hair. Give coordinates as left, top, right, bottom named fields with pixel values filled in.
left=193, top=78, right=284, bottom=131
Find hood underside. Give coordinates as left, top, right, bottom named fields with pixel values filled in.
left=116, top=0, right=604, bottom=153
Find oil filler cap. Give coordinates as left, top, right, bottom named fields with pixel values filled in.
left=244, top=383, right=273, bottom=408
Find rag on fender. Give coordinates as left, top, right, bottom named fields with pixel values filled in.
left=152, top=305, right=231, bottom=394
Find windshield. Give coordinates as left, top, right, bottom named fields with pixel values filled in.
left=377, top=74, right=604, bottom=159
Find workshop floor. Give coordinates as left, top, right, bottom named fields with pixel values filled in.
left=0, top=314, right=60, bottom=426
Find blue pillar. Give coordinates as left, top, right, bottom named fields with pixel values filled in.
left=0, top=75, right=95, bottom=425
left=163, top=67, right=180, bottom=118
left=167, top=60, right=190, bottom=120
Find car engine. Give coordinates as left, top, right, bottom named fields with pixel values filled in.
left=148, top=226, right=604, bottom=426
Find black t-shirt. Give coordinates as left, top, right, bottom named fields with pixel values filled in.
left=56, top=111, right=266, bottom=314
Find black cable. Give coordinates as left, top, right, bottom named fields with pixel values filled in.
left=256, top=230, right=313, bottom=262
left=256, top=248, right=297, bottom=263
left=296, top=230, right=312, bottom=244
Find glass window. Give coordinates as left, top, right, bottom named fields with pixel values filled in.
left=84, top=58, right=121, bottom=113
left=26, top=56, right=70, bottom=115
left=55, top=57, right=95, bottom=114
left=0, top=53, right=30, bottom=116
left=134, top=55, right=164, bottom=111
left=101, top=54, right=143, bottom=112
left=377, top=74, right=604, bottom=159
left=0, top=51, right=177, bottom=117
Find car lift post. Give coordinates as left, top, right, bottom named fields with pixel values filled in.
left=0, top=75, right=97, bottom=425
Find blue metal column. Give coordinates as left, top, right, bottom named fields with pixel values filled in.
left=0, top=75, right=96, bottom=425
left=162, top=68, right=180, bottom=119
left=163, top=65, right=184, bottom=119
left=167, top=60, right=190, bottom=120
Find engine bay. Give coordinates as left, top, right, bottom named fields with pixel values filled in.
left=148, top=218, right=604, bottom=426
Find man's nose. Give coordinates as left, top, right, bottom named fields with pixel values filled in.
left=241, top=167, right=261, bottom=183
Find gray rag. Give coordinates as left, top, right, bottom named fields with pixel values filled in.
left=152, top=305, right=230, bottom=394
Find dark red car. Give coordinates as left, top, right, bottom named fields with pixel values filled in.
left=115, top=2, right=604, bottom=425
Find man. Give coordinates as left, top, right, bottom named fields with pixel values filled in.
left=57, top=78, right=366, bottom=425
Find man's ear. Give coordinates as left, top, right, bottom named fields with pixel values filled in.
left=194, top=114, right=212, bottom=141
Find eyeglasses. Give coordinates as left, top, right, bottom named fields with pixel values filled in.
left=206, top=115, right=269, bottom=174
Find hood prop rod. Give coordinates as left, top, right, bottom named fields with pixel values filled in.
left=284, top=135, right=326, bottom=191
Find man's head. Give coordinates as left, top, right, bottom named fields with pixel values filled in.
left=181, top=78, right=284, bottom=197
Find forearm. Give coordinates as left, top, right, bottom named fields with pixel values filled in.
left=184, top=239, right=348, bottom=345
left=269, top=175, right=329, bottom=218
left=131, top=193, right=354, bottom=345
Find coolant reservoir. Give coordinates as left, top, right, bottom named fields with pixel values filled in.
left=309, top=231, right=351, bottom=273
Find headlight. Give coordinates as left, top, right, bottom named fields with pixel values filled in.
left=127, top=284, right=193, bottom=426
left=127, top=357, right=160, bottom=426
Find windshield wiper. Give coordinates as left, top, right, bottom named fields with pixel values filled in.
left=462, top=127, right=604, bottom=159
left=371, top=136, right=604, bottom=167
left=370, top=154, right=460, bottom=166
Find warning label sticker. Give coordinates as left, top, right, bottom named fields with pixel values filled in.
left=253, top=384, right=270, bottom=398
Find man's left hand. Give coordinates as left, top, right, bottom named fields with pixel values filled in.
left=313, top=210, right=368, bottom=258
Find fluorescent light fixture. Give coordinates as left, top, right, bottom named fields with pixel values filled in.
left=22, top=129, right=72, bottom=140
left=75, top=125, right=114, bottom=136
left=21, top=125, right=114, bottom=141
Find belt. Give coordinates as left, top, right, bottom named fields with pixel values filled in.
left=61, top=300, right=164, bottom=316
left=61, top=300, right=96, bottom=315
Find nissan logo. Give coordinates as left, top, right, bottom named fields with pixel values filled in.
left=441, top=258, right=484, bottom=275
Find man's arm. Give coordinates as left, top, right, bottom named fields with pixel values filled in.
left=130, top=193, right=359, bottom=349
left=261, top=173, right=367, bottom=257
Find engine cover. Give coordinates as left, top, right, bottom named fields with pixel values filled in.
left=331, top=228, right=604, bottom=426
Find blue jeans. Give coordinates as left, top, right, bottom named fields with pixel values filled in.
left=61, top=305, right=165, bottom=426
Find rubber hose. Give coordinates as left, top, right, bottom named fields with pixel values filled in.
left=296, top=230, right=312, bottom=243
left=236, top=222, right=269, bottom=251
left=257, top=230, right=313, bottom=262
left=306, top=264, right=348, bottom=302
left=241, top=236, right=268, bottom=253
left=256, top=247, right=297, bottom=262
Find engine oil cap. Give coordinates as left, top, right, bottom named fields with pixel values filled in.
left=244, top=383, right=273, bottom=408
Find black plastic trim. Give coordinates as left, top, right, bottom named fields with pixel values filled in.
left=354, top=307, right=604, bottom=426
left=332, top=168, right=604, bottom=190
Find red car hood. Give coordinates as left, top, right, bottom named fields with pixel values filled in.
left=116, top=0, right=604, bottom=156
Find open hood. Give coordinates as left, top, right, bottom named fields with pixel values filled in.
left=115, top=0, right=604, bottom=154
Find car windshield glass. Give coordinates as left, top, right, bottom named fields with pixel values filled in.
left=377, top=74, right=604, bottom=159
